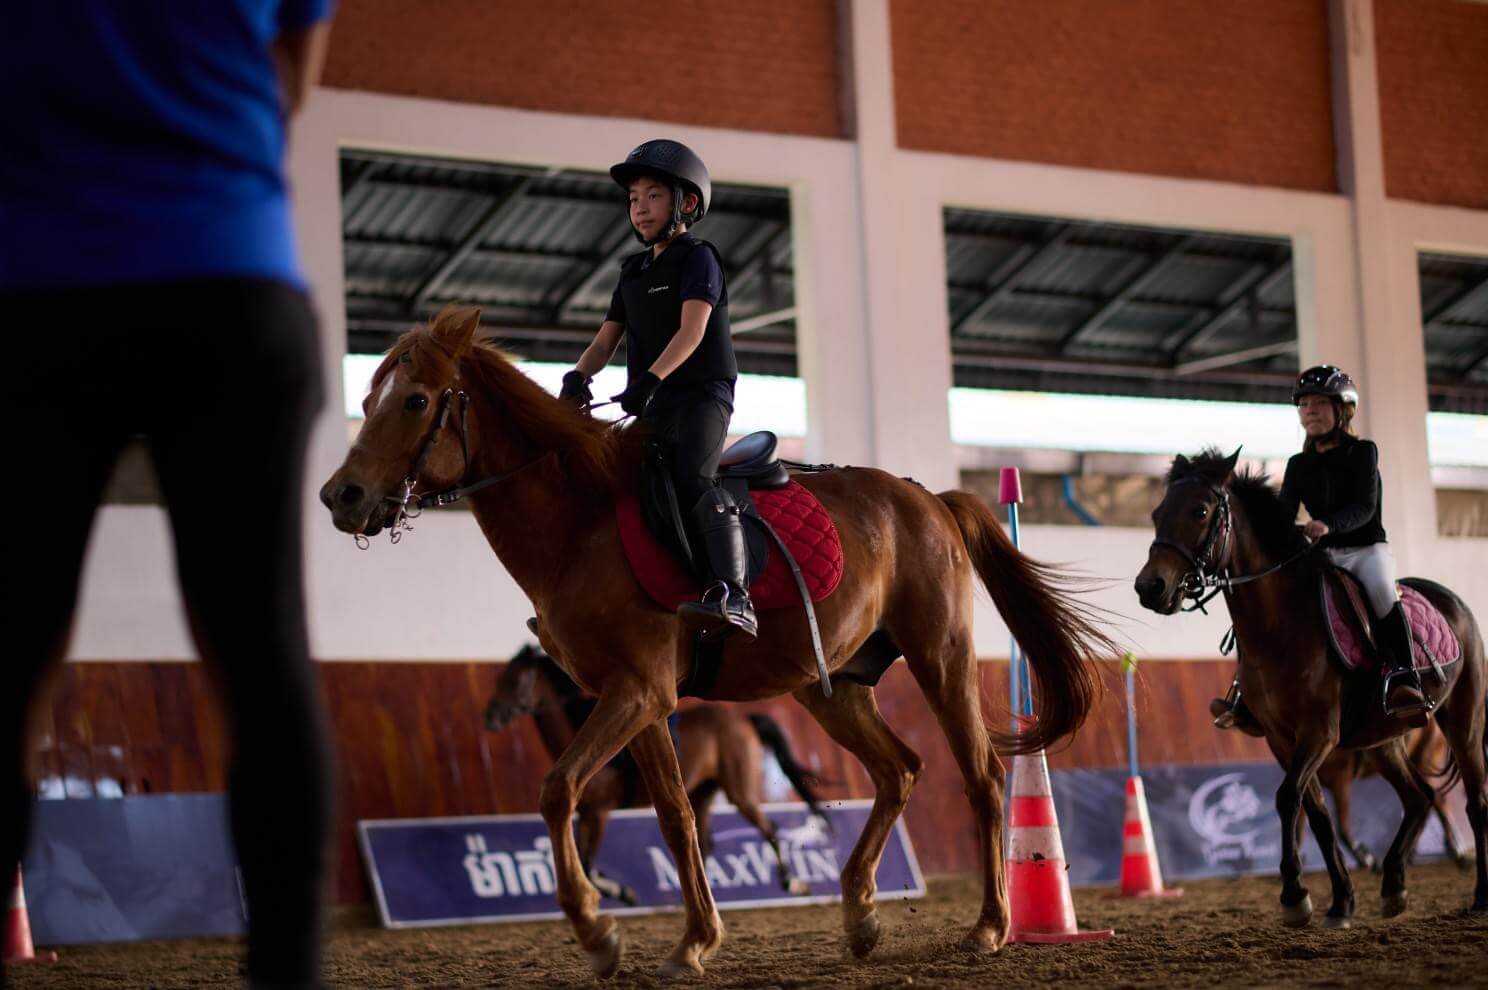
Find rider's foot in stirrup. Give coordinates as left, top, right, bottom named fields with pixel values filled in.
left=1209, top=696, right=1265, bottom=737
left=1383, top=670, right=1429, bottom=719
left=678, top=581, right=758, bottom=641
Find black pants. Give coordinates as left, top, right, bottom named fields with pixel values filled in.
left=1, top=278, right=330, bottom=986
left=644, top=396, right=733, bottom=509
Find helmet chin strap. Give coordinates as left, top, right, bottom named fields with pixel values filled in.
left=630, top=183, right=689, bottom=246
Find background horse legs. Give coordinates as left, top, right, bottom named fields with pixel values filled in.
left=1320, top=753, right=1380, bottom=872
left=793, top=680, right=922, bottom=958
left=1369, top=742, right=1436, bottom=917
left=576, top=801, right=639, bottom=906
left=1301, top=779, right=1356, bottom=926
left=715, top=734, right=811, bottom=895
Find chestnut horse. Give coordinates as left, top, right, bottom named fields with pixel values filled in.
left=484, top=643, right=829, bottom=903
left=322, top=307, right=1116, bottom=978
left=1136, top=449, right=1486, bottom=927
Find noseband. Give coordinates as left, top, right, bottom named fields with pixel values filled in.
left=355, top=386, right=547, bottom=549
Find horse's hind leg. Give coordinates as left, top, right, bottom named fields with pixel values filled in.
left=1437, top=672, right=1487, bottom=909
left=904, top=630, right=1010, bottom=954
left=792, top=680, right=922, bottom=958
left=1371, top=742, right=1435, bottom=918
left=1302, top=779, right=1356, bottom=927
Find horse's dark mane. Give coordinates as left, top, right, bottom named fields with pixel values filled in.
left=1169, top=447, right=1309, bottom=560
left=374, top=318, right=643, bottom=494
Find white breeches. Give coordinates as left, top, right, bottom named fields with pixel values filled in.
left=1325, top=543, right=1400, bottom=618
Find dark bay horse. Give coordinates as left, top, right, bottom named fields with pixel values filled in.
left=1135, top=448, right=1486, bottom=927
left=484, top=644, right=829, bottom=902
left=322, top=307, right=1117, bottom=978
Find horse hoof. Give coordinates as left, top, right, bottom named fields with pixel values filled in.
left=787, top=877, right=811, bottom=896
left=1323, top=915, right=1351, bottom=930
left=1281, top=894, right=1313, bottom=928
left=1381, top=893, right=1408, bottom=918
left=846, top=912, right=882, bottom=958
left=583, top=920, right=624, bottom=980
left=656, top=955, right=705, bottom=981
left=959, top=924, right=1007, bottom=955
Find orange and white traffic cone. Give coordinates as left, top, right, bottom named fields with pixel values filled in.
left=1118, top=776, right=1183, bottom=898
left=1007, top=749, right=1114, bottom=943
left=5, top=867, right=57, bottom=965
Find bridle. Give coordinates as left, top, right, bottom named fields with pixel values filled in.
left=356, top=386, right=549, bottom=549
left=1150, top=476, right=1315, bottom=613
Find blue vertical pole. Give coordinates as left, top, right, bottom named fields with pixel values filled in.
left=998, top=468, right=1032, bottom=725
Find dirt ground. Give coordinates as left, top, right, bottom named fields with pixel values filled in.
left=10, top=863, right=1486, bottom=989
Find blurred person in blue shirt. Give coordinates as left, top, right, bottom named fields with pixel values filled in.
left=1, top=3, right=336, bottom=986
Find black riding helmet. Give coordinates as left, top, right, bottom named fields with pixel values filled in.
left=1292, top=365, right=1359, bottom=406
left=610, top=139, right=711, bottom=246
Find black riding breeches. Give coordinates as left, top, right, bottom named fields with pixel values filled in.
left=644, top=396, right=733, bottom=510
left=0, top=278, right=331, bottom=987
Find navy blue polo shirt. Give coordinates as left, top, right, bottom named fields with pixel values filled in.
left=0, top=1, right=334, bottom=291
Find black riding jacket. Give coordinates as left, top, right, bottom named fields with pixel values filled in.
left=1278, top=436, right=1387, bottom=548
left=614, top=234, right=736, bottom=414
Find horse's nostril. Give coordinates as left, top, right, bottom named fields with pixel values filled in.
left=336, top=483, right=365, bottom=508
left=1136, top=575, right=1165, bottom=599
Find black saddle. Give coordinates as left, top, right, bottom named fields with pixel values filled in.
left=717, top=431, right=790, bottom=488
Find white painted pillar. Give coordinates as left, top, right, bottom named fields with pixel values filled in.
left=1328, top=0, right=1436, bottom=571
left=844, top=0, right=958, bottom=489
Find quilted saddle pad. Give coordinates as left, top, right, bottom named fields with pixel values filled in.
left=1322, top=573, right=1460, bottom=673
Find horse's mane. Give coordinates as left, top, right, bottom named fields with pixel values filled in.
left=1168, top=447, right=1309, bottom=560
left=373, top=325, right=643, bottom=494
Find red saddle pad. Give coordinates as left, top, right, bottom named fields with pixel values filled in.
left=616, top=480, right=844, bottom=611
left=1322, top=576, right=1460, bottom=673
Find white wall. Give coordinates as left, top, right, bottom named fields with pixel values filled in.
left=65, top=0, right=1488, bottom=663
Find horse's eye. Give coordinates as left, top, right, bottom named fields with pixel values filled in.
left=1193, top=505, right=1209, bottom=520
left=405, top=394, right=428, bottom=413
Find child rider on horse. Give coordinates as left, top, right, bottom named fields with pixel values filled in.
left=559, top=139, right=757, bottom=641
left=1213, top=365, right=1428, bottom=732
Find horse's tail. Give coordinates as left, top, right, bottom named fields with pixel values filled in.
left=937, top=490, right=1118, bottom=756
left=747, top=713, right=829, bottom=818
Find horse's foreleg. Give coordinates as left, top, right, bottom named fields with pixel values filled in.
left=1302, top=779, right=1356, bottom=927
left=1274, top=736, right=1334, bottom=928
left=538, top=689, right=658, bottom=980
left=1371, top=742, right=1435, bottom=918
left=627, top=719, right=724, bottom=978
left=794, top=680, right=923, bottom=959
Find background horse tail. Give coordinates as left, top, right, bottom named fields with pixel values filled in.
left=938, top=490, right=1118, bottom=756
left=746, top=713, right=829, bottom=817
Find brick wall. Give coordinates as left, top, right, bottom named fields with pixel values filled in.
left=321, top=0, right=845, bottom=138
left=1375, top=0, right=1488, bottom=209
left=889, top=0, right=1337, bottom=191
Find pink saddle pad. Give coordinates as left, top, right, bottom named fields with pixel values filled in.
left=1322, top=575, right=1460, bottom=673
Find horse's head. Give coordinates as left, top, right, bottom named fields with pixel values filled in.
left=484, top=644, right=547, bottom=732
left=1135, top=447, right=1242, bottom=614
left=320, top=306, right=481, bottom=538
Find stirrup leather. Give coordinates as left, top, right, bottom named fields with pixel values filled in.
left=1213, top=675, right=1242, bottom=729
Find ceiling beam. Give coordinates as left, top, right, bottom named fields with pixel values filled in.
left=550, top=224, right=636, bottom=324
left=1058, top=235, right=1196, bottom=352
left=1425, top=272, right=1488, bottom=326
left=951, top=225, right=1077, bottom=332
left=1169, top=258, right=1293, bottom=355
left=1174, top=337, right=1297, bottom=376
left=732, top=307, right=796, bottom=334
left=1462, top=341, right=1488, bottom=379
left=411, top=177, right=534, bottom=306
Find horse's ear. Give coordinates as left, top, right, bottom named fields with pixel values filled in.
left=430, top=305, right=481, bottom=358
left=1223, top=445, right=1243, bottom=478
left=1172, top=453, right=1191, bottom=475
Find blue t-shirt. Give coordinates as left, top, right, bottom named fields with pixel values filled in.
left=0, top=1, right=333, bottom=291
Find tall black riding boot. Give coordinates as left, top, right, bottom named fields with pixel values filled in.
left=1376, top=602, right=1429, bottom=718
left=677, top=488, right=758, bottom=640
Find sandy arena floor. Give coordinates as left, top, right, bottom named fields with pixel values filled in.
left=10, top=862, right=1486, bottom=988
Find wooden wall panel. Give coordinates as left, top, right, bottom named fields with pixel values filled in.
left=32, top=659, right=1268, bottom=902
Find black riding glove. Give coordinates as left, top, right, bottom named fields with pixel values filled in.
left=559, top=369, right=592, bottom=407
left=613, top=371, right=661, bottom=417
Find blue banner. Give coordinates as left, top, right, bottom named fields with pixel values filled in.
left=360, top=800, right=925, bottom=928
left=1046, top=761, right=1466, bottom=887
left=21, top=795, right=245, bottom=945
